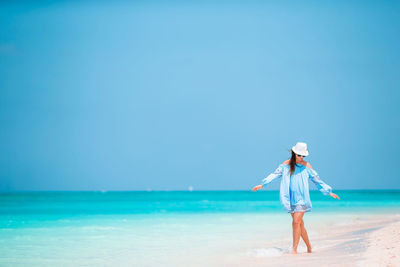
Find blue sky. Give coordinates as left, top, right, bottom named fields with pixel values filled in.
left=0, top=0, right=399, bottom=191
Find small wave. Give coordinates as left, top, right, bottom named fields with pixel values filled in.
left=248, top=247, right=288, bottom=257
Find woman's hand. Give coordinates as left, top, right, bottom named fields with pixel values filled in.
left=329, top=192, right=340, bottom=200
left=252, top=185, right=263, bottom=192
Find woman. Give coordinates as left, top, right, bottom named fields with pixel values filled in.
left=252, top=142, right=340, bottom=254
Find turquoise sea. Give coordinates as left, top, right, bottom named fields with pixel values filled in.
left=1, top=190, right=400, bottom=266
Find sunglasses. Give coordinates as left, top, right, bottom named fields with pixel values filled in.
left=296, top=154, right=306, bottom=157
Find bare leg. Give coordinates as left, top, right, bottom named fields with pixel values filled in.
left=291, top=212, right=304, bottom=254
left=300, top=220, right=312, bottom=253
left=290, top=213, right=312, bottom=253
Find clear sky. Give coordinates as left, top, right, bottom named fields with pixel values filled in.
left=0, top=0, right=399, bottom=191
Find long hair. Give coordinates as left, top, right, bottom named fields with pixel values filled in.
left=289, top=150, right=297, bottom=176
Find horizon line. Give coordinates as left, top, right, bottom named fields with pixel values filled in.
left=1, top=189, right=400, bottom=193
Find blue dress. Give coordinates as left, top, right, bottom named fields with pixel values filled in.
left=261, top=163, right=333, bottom=213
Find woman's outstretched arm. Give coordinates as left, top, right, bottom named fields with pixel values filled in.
left=252, top=164, right=284, bottom=192
left=307, top=165, right=340, bottom=199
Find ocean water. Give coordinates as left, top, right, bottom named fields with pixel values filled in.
left=1, top=190, right=399, bottom=266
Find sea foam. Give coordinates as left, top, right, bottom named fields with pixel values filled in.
left=248, top=247, right=289, bottom=257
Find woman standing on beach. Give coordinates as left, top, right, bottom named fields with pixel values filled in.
left=252, top=142, right=340, bottom=254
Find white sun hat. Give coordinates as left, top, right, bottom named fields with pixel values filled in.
left=292, top=142, right=309, bottom=156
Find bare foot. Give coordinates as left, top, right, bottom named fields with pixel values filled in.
left=307, top=246, right=312, bottom=253
left=290, top=250, right=297, bottom=254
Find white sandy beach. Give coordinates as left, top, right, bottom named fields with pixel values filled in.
left=217, top=213, right=400, bottom=267
left=358, top=220, right=400, bottom=267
